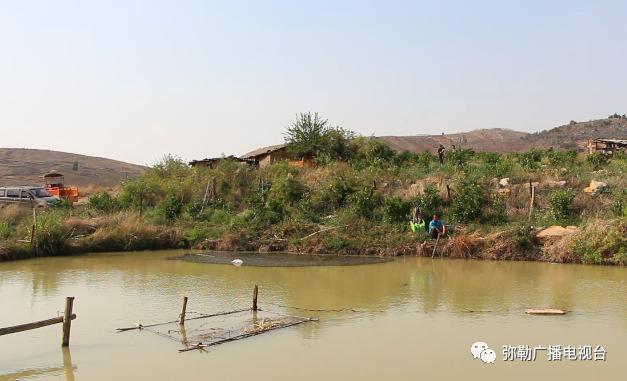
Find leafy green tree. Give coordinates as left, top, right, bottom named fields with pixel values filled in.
left=284, top=112, right=330, bottom=159
left=451, top=181, right=486, bottom=222
left=383, top=196, right=411, bottom=224
left=285, top=112, right=355, bottom=161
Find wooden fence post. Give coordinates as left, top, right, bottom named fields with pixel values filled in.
left=253, top=285, right=258, bottom=311
left=179, top=296, right=188, bottom=325
left=62, top=297, right=74, bottom=347
left=528, top=185, right=536, bottom=222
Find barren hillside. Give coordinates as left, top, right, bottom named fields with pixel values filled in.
left=379, top=128, right=529, bottom=153
left=378, top=117, right=627, bottom=153
left=0, top=148, right=146, bottom=188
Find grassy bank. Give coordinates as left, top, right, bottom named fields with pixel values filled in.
left=1, top=143, right=625, bottom=265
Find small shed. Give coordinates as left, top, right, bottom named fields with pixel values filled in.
left=587, top=138, right=627, bottom=155
left=241, top=144, right=288, bottom=168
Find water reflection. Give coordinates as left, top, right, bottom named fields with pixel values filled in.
left=0, top=348, right=75, bottom=381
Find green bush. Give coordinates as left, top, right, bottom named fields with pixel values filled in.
left=412, top=185, right=444, bottom=218
left=546, top=149, right=577, bottom=167
left=586, top=152, right=608, bottom=169
left=159, top=194, right=184, bottom=222
left=319, top=175, right=357, bottom=210
left=33, top=210, right=69, bottom=256
left=549, top=190, right=574, bottom=222
left=348, top=187, right=383, bottom=219
left=446, top=148, right=475, bottom=167
left=88, top=191, right=118, bottom=213
left=485, top=194, right=507, bottom=225
left=451, top=181, right=485, bottom=222
left=268, top=173, right=304, bottom=206
left=513, top=225, right=534, bottom=252
left=519, top=148, right=544, bottom=170
left=383, top=196, right=411, bottom=225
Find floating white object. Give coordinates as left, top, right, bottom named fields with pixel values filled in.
left=525, top=309, right=566, bottom=315
left=231, top=259, right=243, bottom=267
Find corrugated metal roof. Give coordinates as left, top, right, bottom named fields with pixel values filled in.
left=594, top=138, right=627, bottom=146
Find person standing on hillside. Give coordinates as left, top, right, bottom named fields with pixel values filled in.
left=437, top=144, right=445, bottom=165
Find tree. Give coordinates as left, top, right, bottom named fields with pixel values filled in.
left=284, top=112, right=355, bottom=161
left=284, top=112, right=329, bottom=159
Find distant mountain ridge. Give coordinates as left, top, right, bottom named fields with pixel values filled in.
left=377, top=117, right=627, bottom=153
left=0, top=148, right=146, bottom=188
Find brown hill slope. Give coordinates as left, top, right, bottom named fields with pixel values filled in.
left=0, top=148, right=146, bottom=188
left=378, top=117, right=627, bottom=153
left=520, top=117, right=627, bottom=150
left=379, top=128, right=529, bottom=153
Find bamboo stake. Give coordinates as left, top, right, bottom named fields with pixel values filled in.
left=116, top=308, right=251, bottom=332
left=0, top=315, right=75, bottom=336
left=179, top=296, right=188, bottom=325
left=62, top=297, right=75, bottom=347
left=300, top=225, right=349, bottom=240
left=431, top=233, right=440, bottom=258
left=253, top=285, right=258, bottom=311
left=200, top=180, right=211, bottom=214
left=528, top=185, right=535, bottom=222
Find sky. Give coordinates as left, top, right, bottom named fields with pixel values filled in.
left=1, top=0, right=626, bottom=165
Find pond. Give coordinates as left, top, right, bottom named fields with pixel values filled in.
left=0, top=250, right=626, bottom=380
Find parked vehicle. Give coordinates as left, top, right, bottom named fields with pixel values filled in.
left=0, top=186, right=61, bottom=208
left=43, top=172, right=79, bottom=203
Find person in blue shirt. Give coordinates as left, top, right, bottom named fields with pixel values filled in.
left=428, top=214, right=446, bottom=239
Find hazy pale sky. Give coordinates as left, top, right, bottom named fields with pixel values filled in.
left=1, top=0, right=626, bottom=165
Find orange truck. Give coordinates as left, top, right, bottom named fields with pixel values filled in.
left=43, top=172, right=79, bottom=203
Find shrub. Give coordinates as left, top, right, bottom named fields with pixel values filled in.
left=348, top=187, right=383, bottom=219
left=412, top=185, right=444, bottom=218
left=0, top=221, right=13, bottom=240
left=33, top=210, right=70, bottom=256
left=268, top=173, right=304, bottom=206
left=319, top=175, right=357, bottom=210
left=485, top=194, right=507, bottom=225
left=383, top=196, right=411, bottom=225
left=513, top=225, right=534, bottom=252
left=446, top=148, right=475, bottom=167
left=477, top=152, right=501, bottom=166
left=88, top=191, right=118, bottom=213
left=451, top=181, right=486, bottom=222
left=546, top=149, right=577, bottom=167
left=352, top=140, right=396, bottom=168
left=159, top=194, right=184, bottom=222
left=586, top=152, right=608, bottom=169
left=549, top=190, right=574, bottom=222
left=415, top=151, right=436, bottom=169
left=519, top=148, right=544, bottom=170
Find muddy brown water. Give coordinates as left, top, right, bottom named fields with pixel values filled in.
left=0, top=250, right=626, bottom=380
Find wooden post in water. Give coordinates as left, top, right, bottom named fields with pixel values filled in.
left=179, top=296, right=188, bottom=325
left=62, top=297, right=74, bottom=347
left=252, top=285, right=258, bottom=311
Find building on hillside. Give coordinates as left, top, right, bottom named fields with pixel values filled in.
left=587, top=138, right=627, bottom=156
left=241, top=144, right=317, bottom=169
left=241, top=144, right=289, bottom=168
left=188, top=155, right=255, bottom=169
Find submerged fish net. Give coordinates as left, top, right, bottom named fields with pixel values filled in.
left=118, top=309, right=316, bottom=353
